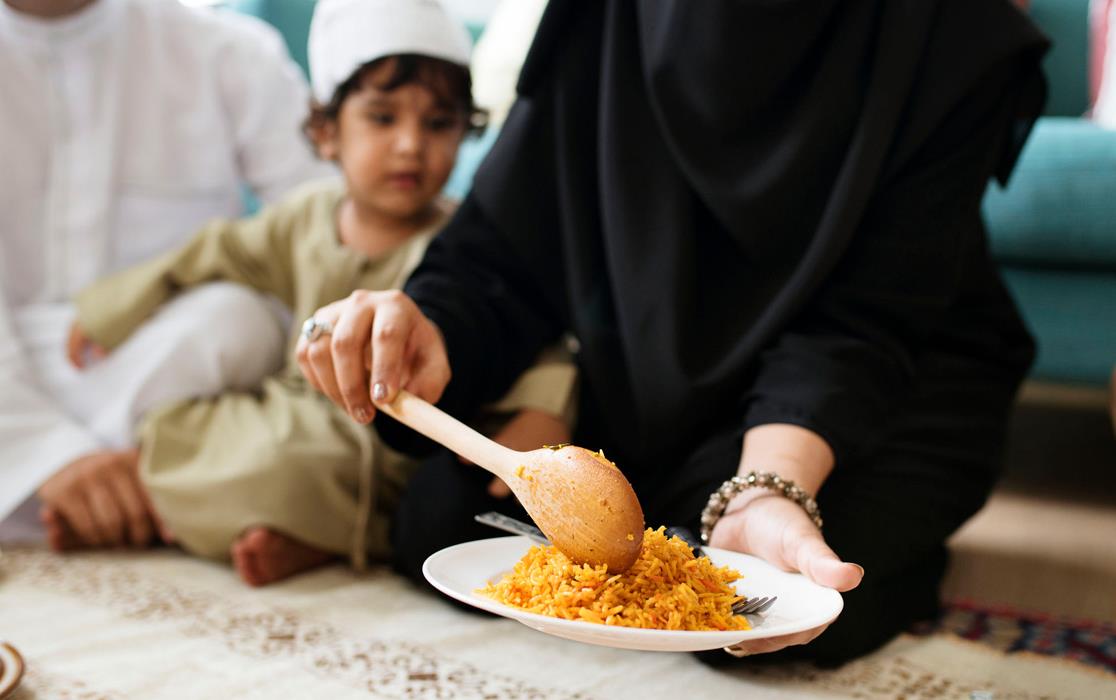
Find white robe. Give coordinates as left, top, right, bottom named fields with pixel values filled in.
left=0, top=0, right=331, bottom=522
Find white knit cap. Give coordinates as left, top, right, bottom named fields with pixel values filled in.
left=308, top=0, right=472, bottom=104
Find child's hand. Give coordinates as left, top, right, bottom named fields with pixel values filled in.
left=475, top=409, right=571, bottom=499
left=67, top=321, right=107, bottom=369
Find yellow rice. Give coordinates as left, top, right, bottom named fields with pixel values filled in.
left=479, top=526, right=750, bottom=631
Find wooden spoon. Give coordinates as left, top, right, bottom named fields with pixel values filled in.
left=377, top=390, right=645, bottom=572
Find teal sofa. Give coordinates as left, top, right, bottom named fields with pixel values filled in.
left=232, top=0, right=1116, bottom=387
left=984, top=0, right=1116, bottom=387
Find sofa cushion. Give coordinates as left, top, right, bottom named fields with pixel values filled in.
left=984, top=117, right=1116, bottom=268
left=227, top=0, right=316, bottom=78
left=1029, top=0, right=1091, bottom=117
left=1001, top=267, right=1116, bottom=384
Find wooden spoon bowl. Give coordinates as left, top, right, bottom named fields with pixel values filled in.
left=512, top=445, right=644, bottom=572
left=377, top=391, right=644, bottom=572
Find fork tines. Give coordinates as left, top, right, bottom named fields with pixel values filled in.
left=732, top=596, right=777, bottom=616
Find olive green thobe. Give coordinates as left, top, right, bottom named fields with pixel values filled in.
left=75, top=180, right=576, bottom=568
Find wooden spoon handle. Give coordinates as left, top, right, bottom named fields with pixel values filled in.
left=376, top=389, right=519, bottom=480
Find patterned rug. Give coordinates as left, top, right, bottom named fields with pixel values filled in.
left=920, top=600, right=1116, bottom=676
left=2, top=546, right=1115, bottom=699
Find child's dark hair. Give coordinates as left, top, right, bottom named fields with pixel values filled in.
left=304, top=54, right=487, bottom=142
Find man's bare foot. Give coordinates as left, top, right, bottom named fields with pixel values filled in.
left=231, top=527, right=336, bottom=587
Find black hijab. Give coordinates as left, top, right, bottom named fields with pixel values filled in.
left=404, top=0, right=1047, bottom=471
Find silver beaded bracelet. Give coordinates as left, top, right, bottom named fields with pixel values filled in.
left=699, top=471, right=823, bottom=544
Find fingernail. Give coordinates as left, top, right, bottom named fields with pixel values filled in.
left=354, top=407, right=370, bottom=423
left=372, top=382, right=387, bottom=402
left=851, top=563, right=865, bottom=578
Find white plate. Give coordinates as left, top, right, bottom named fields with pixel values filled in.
left=0, top=641, right=24, bottom=700
left=422, top=536, right=844, bottom=652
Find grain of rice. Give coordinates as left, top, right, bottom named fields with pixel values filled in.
left=479, top=526, right=750, bottom=631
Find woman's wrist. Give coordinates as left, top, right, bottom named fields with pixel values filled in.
left=722, top=486, right=781, bottom=518
left=711, top=422, right=834, bottom=526
left=736, top=423, right=834, bottom=494
left=703, top=471, right=824, bottom=542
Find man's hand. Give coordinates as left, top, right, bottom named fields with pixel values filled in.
left=37, top=448, right=167, bottom=550
left=66, top=321, right=107, bottom=369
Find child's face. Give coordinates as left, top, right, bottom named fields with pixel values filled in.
left=322, top=62, right=467, bottom=221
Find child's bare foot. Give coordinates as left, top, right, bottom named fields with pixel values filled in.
left=231, top=527, right=336, bottom=587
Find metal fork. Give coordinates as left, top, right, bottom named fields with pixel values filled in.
left=731, top=596, right=777, bottom=616
left=661, top=526, right=777, bottom=616
left=475, top=512, right=550, bottom=544
left=475, top=512, right=777, bottom=617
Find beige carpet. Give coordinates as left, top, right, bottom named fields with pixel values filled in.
left=943, top=384, right=1116, bottom=623
left=944, top=489, right=1116, bottom=621
left=2, top=545, right=1113, bottom=700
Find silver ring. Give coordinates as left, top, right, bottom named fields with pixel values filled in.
left=300, top=317, right=334, bottom=343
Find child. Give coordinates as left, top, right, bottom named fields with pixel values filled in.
left=60, top=0, right=576, bottom=586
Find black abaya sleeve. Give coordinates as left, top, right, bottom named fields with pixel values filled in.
left=394, top=195, right=565, bottom=428
left=741, top=63, right=1036, bottom=465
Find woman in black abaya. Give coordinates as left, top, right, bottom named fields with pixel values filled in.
left=298, top=0, right=1047, bottom=663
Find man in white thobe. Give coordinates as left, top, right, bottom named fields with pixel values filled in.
left=0, top=0, right=333, bottom=546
